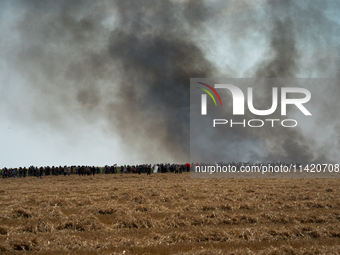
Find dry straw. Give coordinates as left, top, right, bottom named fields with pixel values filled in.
left=0, top=173, right=339, bottom=254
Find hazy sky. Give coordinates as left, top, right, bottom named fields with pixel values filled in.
left=1, top=0, right=340, bottom=167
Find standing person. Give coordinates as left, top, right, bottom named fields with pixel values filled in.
left=39, top=167, right=44, bottom=178
left=45, top=166, right=49, bottom=176
left=147, top=165, right=151, bottom=176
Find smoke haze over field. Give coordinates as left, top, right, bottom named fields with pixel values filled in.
left=1, top=0, right=340, bottom=167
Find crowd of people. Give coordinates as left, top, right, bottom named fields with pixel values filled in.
left=0, top=163, right=189, bottom=178
left=1, top=162, right=302, bottom=179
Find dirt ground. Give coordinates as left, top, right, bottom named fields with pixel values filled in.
left=0, top=173, right=340, bottom=254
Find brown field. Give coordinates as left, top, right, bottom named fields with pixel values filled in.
left=0, top=173, right=340, bottom=254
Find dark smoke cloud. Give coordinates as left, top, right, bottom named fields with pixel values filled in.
left=249, top=0, right=339, bottom=163
left=1, top=0, right=340, bottom=165
left=193, top=0, right=340, bottom=164
left=4, top=0, right=215, bottom=163
left=251, top=0, right=314, bottom=163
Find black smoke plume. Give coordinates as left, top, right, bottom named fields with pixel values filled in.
left=7, top=0, right=215, bottom=163
left=2, top=0, right=340, bottom=165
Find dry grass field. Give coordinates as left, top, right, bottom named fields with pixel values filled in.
left=0, top=173, right=340, bottom=254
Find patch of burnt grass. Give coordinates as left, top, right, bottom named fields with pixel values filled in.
left=98, top=208, right=116, bottom=215
left=9, top=238, right=38, bottom=251
left=135, top=205, right=148, bottom=212
left=202, top=205, right=216, bottom=211
left=12, top=209, right=32, bottom=218
left=0, top=226, right=7, bottom=235
left=220, top=204, right=232, bottom=211
left=56, top=215, right=103, bottom=231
